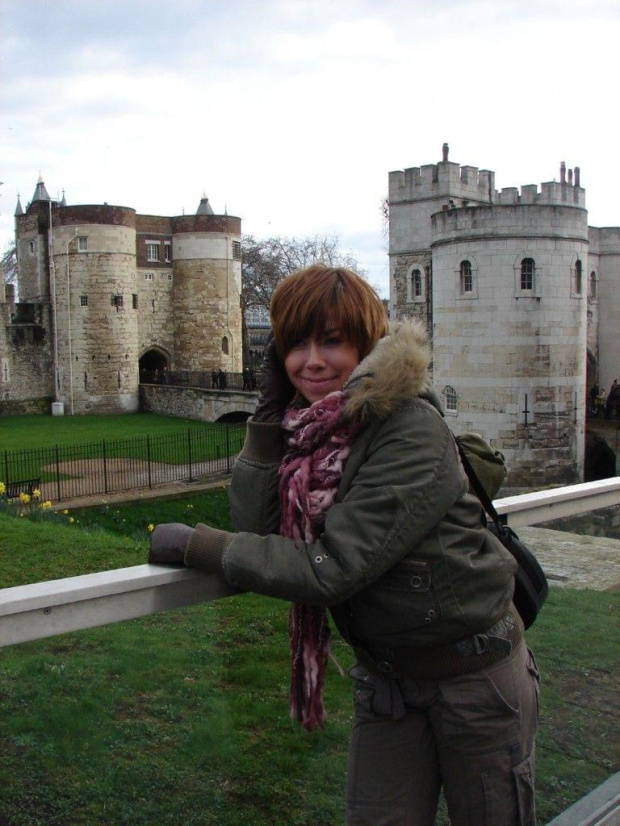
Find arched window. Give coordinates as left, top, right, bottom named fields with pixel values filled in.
left=443, top=385, right=457, bottom=412
left=221, top=336, right=229, bottom=355
left=589, top=271, right=597, bottom=300
left=520, top=258, right=535, bottom=291
left=407, top=267, right=423, bottom=301
left=413, top=269, right=423, bottom=298
left=574, top=259, right=583, bottom=295
left=460, top=260, right=473, bottom=294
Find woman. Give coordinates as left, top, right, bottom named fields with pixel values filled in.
left=149, top=265, right=539, bottom=826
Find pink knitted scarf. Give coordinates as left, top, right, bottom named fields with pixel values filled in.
left=279, top=391, right=362, bottom=731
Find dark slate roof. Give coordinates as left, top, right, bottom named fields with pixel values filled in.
left=196, top=195, right=214, bottom=215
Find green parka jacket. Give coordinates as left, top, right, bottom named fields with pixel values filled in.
left=188, top=321, right=518, bottom=658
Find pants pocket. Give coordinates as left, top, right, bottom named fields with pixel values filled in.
left=482, top=755, right=536, bottom=826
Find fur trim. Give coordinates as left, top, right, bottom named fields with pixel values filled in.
left=343, top=320, right=431, bottom=422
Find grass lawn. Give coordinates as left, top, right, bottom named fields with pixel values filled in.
left=0, top=413, right=221, bottom=450
left=0, top=497, right=618, bottom=825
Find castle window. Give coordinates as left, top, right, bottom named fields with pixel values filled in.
left=146, top=242, right=160, bottom=262
left=28, top=240, right=35, bottom=255
left=164, top=241, right=172, bottom=262
left=222, top=336, right=229, bottom=355
left=460, top=261, right=473, bottom=294
left=573, top=260, right=583, bottom=295
left=111, top=294, right=123, bottom=309
left=443, top=385, right=458, bottom=413
left=78, top=236, right=88, bottom=252
left=80, top=295, right=88, bottom=307
left=2, top=358, right=9, bottom=383
left=132, top=294, right=138, bottom=309
left=520, top=258, right=535, bottom=291
left=144, top=272, right=154, bottom=282
left=406, top=267, right=424, bottom=302
left=232, top=240, right=242, bottom=260
left=413, top=269, right=423, bottom=298
left=168, top=273, right=173, bottom=282
left=589, top=271, right=598, bottom=300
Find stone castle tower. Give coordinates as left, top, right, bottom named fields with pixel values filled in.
left=2, top=179, right=242, bottom=414
left=389, top=145, right=620, bottom=489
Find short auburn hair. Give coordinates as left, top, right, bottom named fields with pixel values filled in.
left=270, top=265, right=388, bottom=360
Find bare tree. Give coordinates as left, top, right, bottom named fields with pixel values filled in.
left=241, top=234, right=364, bottom=314
left=2, top=243, right=17, bottom=285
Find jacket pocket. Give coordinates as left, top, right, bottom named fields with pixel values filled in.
left=347, top=559, right=443, bottom=641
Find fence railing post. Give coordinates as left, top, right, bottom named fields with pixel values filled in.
left=147, top=435, right=152, bottom=489
left=187, top=429, right=194, bottom=482
left=226, top=424, right=231, bottom=473
left=102, top=440, right=108, bottom=494
left=55, top=445, right=61, bottom=502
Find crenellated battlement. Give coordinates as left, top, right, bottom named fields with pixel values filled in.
left=495, top=178, right=585, bottom=209
left=389, top=160, right=495, bottom=205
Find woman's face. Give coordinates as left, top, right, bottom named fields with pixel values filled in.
left=284, top=328, right=360, bottom=404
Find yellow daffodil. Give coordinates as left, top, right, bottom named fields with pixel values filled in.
left=32, top=489, right=41, bottom=499
left=41, top=501, right=53, bottom=510
left=19, top=492, right=31, bottom=504
left=147, top=523, right=155, bottom=533
left=62, top=509, right=69, bottom=515
left=0, top=481, right=6, bottom=495
left=69, top=516, right=75, bottom=524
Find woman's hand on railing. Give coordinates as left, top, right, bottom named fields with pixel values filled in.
left=148, top=523, right=194, bottom=565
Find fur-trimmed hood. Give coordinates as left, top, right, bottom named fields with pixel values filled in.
left=343, top=319, right=437, bottom=422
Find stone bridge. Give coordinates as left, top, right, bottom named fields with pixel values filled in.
left=139, top=383, right=259, bottom=422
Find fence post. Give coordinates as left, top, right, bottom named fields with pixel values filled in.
left=55, top=445, right=61, bottom=502
left=102, top=440, right=108, bottom=494
left=4, top=451, right=9, bottom=489
left=187, top=429, right=194, bottom=482
left=226, top=424, right=231, bottom=473
left=147, top=434, right=152, bottom=489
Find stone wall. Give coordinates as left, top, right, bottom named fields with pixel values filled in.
left=140, top=384, right=255, bottom=422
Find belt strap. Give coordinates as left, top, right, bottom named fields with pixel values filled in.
left=353, top=605, right=524, bottom=681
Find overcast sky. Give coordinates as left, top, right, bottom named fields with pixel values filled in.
left=1, top=0, right=618, bottom=297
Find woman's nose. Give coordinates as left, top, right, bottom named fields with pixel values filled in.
left=306, top=342, right=325, bottom=367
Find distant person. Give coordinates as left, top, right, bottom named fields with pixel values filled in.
left=211, top=370, right=219, bottom=389
left=590, top=383, right=599, bottom=415
left=149, top=265, right=539, bottom=826
left=218, top=369, right=227, bottom=390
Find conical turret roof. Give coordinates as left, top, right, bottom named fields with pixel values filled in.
left=14, top=194, right=24, bottom=216
left=196, top=193, right=214, bottom=215
left=31, top=175, right=50, bottom=203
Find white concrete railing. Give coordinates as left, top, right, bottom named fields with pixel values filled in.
left=2, top=477, right=620, bottom=649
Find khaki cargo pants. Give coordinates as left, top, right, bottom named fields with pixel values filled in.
left=346, top=639, right=540, bottom=825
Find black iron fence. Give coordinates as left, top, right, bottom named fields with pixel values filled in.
left=1, top=424, right=246, bottom=505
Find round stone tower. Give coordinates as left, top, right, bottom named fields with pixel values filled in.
left=171, top=198, right=242, bottom=372
left=431, top=189, right=588, bottom=489
left=50, top=205, right=140, bottom=413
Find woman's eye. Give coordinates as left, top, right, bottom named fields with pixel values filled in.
left=324, top=336, right=342, bottom=346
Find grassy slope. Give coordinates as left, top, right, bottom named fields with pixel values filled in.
left=0, top=413, right=219, bottom=451
left=0, top=504, right=618, bottom=824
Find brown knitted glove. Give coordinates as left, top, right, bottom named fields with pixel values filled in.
left=148, top=523, right=194, bottom=565
left=253, top=336, right=295, bottom=422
